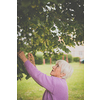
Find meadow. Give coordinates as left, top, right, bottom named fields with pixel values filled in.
left=17, top=62, right=84, bottom=100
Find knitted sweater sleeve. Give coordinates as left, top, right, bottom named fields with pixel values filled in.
left=24, top=60, right=54, bottom=93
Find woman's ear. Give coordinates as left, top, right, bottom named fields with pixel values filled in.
left=60, top=73, right=66, bottom=77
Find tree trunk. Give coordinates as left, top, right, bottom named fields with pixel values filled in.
left=66, top=55, right=68, bottom=63
left=43, top=59, right=45, bottom=65
left=50, top=58, right=52, bottom=64
left=62, top=55, right=64, bottom=60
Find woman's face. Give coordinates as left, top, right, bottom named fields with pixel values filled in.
left=50, top=64, right=62, bottom=78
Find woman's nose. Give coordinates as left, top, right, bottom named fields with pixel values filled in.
left=52, top=66, right=55, bottom=69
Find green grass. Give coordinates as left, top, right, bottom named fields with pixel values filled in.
left=17, top=62, right=84, bottom=100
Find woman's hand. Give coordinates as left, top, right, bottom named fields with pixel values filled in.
left=17, top=51, right=27, bottom=63
left=28, top=53, right=36, bottom=67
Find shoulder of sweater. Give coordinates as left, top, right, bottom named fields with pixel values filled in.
left=51, top=76, right=66, bottom=85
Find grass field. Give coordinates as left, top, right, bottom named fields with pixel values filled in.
left=17, top=62, right=84, bottom=100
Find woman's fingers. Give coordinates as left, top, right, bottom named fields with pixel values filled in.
left=27, top=53, right=35, bottom=66
left=30, top=54, right=34, bottom=59
left=17, top=51, right=27, bottom=63
left=31, top=54, right=35, bottom=62
left=28, top=53, right=31, bottom=60
left=17, top=50, right=22, bottom=55
left=28, top=53, right=33, bottom=61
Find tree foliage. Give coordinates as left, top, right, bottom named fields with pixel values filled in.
left=17, top=0, right=84, bottom=80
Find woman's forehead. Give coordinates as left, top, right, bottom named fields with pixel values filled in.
left=56, top=63, right=59, bottom=65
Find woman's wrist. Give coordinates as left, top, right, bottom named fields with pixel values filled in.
left=22, top=57, right=28, bottom=63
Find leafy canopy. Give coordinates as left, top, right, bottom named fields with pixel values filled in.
left=17, top=0, right=84, bottom=80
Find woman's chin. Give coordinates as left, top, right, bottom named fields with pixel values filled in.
left=50, top=72, right=53, bottom=76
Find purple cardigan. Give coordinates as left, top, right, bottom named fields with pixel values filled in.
left=24, top=60, right=68, bottom=100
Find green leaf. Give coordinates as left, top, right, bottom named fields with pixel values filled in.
left=62, top=46, right=71, bottom=53
left=51, top=26, right=56, bottom=31
left=21, top=0, right=31, bottom=7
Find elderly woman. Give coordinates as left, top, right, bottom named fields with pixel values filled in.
left=18, top=51, right=73, bottom=100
